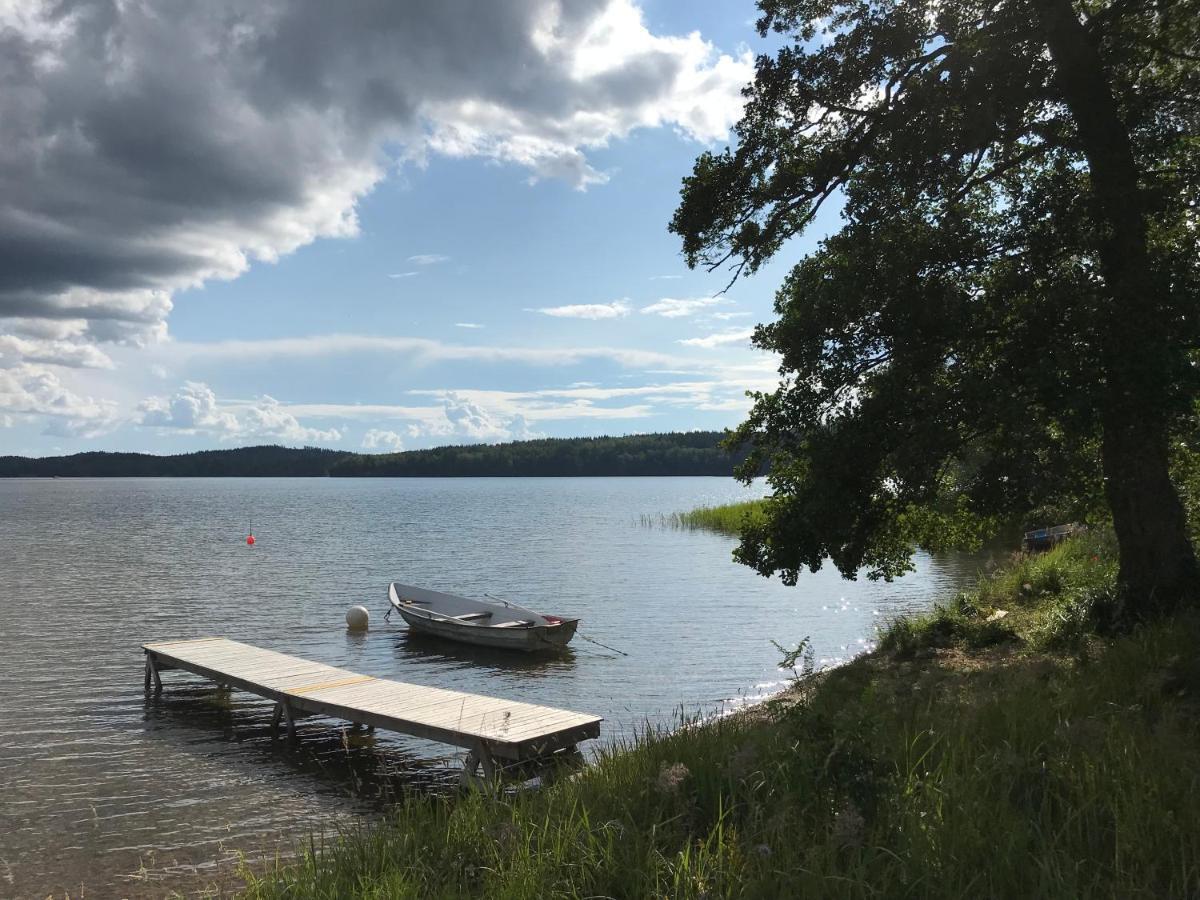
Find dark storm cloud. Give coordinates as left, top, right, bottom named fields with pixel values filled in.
left=0, top=0, right=749, bottom=358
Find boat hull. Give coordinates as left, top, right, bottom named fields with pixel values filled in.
left=397, top=607, right=578, bottom=651
left=388, top=582, right=578, bottom=652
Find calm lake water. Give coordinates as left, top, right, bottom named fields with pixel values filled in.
left=0, top=477, right=989, bottom=897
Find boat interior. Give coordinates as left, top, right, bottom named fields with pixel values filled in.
left=389, top=582, right=570, bottom=628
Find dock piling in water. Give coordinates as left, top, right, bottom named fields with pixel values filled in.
left=142, top=637, right=601, bottom=783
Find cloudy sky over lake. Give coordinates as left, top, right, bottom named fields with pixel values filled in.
left=0, top=0, right=833, bottom=455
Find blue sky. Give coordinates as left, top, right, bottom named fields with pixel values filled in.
left=0, top=0, right=832, bottom=456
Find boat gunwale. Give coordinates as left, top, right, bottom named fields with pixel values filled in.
left=388, top=582, right=579, bottom=631
left=398, top=603, right=579, bottom=630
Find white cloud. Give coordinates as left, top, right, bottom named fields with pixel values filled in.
left=138, top=382, right=241, bottom=434
left=0, top=364, right=118, bottom=436
left=0, top=0, right=752, bottom=376
left=529, top=300, right=632, bottom=319
left=1, top=318, right=88, bottom=341
left=678, top=329, right=755, bottom=348
left=293, top=393, right=539, bottom=444
left=0, top=334, right=114, bottom=369
left=138, top=382, right=341, bottom=444
left=531, top=0, right=752, bottom=146
left=649, top=274, right=684, bottom=281
left=122, top=361, right=779, bottom=448
left=289, top=398, right=655, bottom=424
left=454, top=322, right=484, bottom=329
left=363, top=429, right=406, bottom=451
left=408, top=377, right=772, bottom=423
left=694, top=397, right=750, bottom=412
left=433, top=392, right=540, bottom=442
left=166, top=332, right=696, bottom=371
left=414, top=378, right=773, bottom=407
left=407, top=254, right=451, bottom=265
left=387, top=272, right=419, bottom=279
left=242, top=396, right=343, bottom=444
left=640, top=297, right=723, bottom=318
left=267, top=402, right=443, bottom=421
left=0, top=290, right=173, bottom=370
left=710, top=311, right=753, bottom=321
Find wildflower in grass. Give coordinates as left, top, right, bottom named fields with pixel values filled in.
left=656, top=762, right=691, bottom=795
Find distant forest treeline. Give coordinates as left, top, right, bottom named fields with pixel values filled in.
left=331, top=432, right=742, bottom=476
left=0, top=446, right=347, bottom=477
left=0, top=432, right=745, bottom=477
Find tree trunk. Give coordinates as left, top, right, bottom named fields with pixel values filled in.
left=1101, top=408, right=1197, bottom=616
left=1037, top=0, right=1198, bottom=612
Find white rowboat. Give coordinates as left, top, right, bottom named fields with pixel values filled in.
left=388, top=582, right=579, bottom=652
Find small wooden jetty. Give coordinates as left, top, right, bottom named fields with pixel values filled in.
left=143, top=637, right=601, bottom=782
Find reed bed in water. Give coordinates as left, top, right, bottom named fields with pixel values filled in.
left=642, top=499, right=767, bottom=536
left=241, top=536, right=1200, bottom=898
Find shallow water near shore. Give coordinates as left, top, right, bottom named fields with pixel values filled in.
left=0, top=477, right=986, bottom=896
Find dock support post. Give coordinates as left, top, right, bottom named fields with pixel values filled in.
left=282, top=701, right=297, bottom=741
left=461, top=741, right=497, bottom=786
left=144, top=652, right=163, bottom=695
left=270, top=702, right=283, bottom=739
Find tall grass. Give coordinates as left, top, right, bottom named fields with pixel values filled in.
left=646, top=499, right=767, bottom=536
left=877, top=530, right=1122, bottom=657
left=242, top=534, right=1200, bottom=898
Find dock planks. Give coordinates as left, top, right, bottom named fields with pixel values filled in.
left=143, top=637, right=601, bottom=781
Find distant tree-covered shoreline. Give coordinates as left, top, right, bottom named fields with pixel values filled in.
left=0, top=446, right=347, bottom=478
left=0, top=432, right=744, bottom=478
left=330, top=432, right=742, bottom=477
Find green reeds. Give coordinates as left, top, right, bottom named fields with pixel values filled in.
left=642, top=499, right=767, bottom=536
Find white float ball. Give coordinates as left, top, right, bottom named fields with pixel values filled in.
left=346, top=605, right=370, bottom=630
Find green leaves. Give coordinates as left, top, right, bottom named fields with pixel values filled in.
left=674, top=0, right=1200, bottom=592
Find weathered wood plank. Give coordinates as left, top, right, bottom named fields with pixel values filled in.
left=501, top=713, right=602, bottom=741
left=142, top=637, right=601, bottom=763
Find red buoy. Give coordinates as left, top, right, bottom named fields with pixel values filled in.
left=247, top=534, right=256, bottom=546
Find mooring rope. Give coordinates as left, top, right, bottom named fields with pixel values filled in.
left=485, top=592, right=629, bottom=657
left=577, top=633, right=628, bottom=656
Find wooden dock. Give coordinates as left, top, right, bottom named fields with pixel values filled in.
left=143, top=637, right=601, bottom=782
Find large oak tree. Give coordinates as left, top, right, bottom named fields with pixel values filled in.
left=672, top=0, right=1200, bottom=613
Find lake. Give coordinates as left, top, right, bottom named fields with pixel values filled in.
left=0, top=477, right=987, bottom=896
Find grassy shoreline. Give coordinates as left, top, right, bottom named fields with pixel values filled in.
left=242, top=535, right=1200, bottom=898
